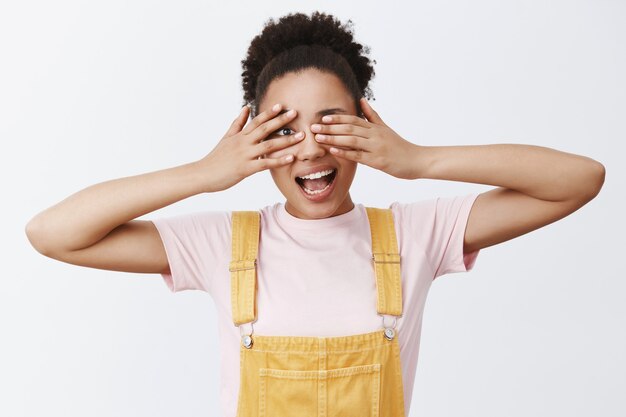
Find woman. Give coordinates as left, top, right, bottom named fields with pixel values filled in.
left=25, top=11, right=605, bottom=417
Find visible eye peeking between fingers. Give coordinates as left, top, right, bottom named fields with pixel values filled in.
left=275, top=127, right=296, bottom=137
left=261, top=127, right=296, bottom=142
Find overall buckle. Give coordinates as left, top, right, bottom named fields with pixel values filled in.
left=380, top=314, right=398, bottom=341
left=238, top=321, right=255, bottom=349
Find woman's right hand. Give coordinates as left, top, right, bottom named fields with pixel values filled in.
left=196, top=103, right=304, bottom=193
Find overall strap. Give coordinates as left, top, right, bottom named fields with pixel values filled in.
left=229, top=211, right=260, bottom=326
left=365, top=207, right=403, bottom=317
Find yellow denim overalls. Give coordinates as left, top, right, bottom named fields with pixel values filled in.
left=229, top=207, right=405, bottom=417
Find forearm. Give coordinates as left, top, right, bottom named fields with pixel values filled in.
left=26, top=160, right=208, bottom=253
left=412, top=143, right=605, bottom=202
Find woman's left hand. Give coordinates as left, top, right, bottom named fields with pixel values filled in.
left=311, top=97, right=421, bottom=179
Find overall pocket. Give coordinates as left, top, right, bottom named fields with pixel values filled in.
left=258, top=363, right=381, bottom=417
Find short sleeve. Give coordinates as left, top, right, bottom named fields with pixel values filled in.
left=391, top=193, right=481, bottom=280
left=150, top=210, right=231, bottom=294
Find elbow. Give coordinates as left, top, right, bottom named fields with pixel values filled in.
left=25, top=217, right=54, bottom=257
left=578, top=161, right=606, bottom=202
left=588, top=161, right=606, bottom=199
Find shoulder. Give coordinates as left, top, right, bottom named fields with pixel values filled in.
left=389, top=193, right=479, bottom=223
left=151, top=209, right=233, bottom=242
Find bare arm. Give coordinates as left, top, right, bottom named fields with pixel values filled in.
left=26, top=161, right=207, bottom=256
left=410, top=143, right=605, bottom=254
left=308, top=98, right=605, bottom=256
left=24, top=161, right=210, bottom=274
left=24, top=104, right=304, bottom=274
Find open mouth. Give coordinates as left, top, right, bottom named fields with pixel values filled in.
left=295, top=168, right=337, bottom=195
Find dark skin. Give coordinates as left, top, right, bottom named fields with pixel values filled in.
left=309, top=96, right=605, bottom=254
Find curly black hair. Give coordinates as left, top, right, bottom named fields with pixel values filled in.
left=240, top=11, right=376, bottom=118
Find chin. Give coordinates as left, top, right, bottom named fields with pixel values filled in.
left=285, top=184, right=353, bottom=220
left=273, top=162, right=356, bottom=219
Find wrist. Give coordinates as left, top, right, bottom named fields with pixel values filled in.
left=186, top=158, right=217, bottom=194
left=407, top=144, right=434, bottom=180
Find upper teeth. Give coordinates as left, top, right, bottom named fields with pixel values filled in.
left=298, top=169, right=334, bottom=180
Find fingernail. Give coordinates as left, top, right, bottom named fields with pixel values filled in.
left=287, top=109, right=296, bottom=116
left=330, top=147, right=339, bottom=153
left=295, top=131, right=304, bottom=139
left=273, top=103, right=281, bottom=111
left=322, top=115, right=332, bottom=122
left=311, top=124, right=321, bottom=132
left=316, top=134, right=326, bottom=141
left=285, top=154, right=293, bottom=162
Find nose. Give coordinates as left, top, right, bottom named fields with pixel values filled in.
left=296, top=127, right=327, bottom=161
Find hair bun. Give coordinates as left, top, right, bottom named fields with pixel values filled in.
left=241, top=11, right=376, bottom=110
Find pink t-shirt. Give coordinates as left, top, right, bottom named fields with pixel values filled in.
left=151, top=193, right=481, bottom=417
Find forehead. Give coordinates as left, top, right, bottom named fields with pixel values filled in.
left=259, top=68, right=355, bottom=114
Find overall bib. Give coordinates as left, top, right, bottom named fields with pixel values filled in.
left=229, top=208, right=406, bottom=417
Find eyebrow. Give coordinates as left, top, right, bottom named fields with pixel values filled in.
left=278, top=107, right=348, bottom=117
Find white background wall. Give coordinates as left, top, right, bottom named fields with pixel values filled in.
left=2, top=0, right=624, bottom=416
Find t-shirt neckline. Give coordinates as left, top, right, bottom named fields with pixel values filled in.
left=276, top=202, right=363, bottom=230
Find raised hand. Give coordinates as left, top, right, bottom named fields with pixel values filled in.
left=311, top=97, right=421, bottom=180
left=197, top=103, right=304, bottom=192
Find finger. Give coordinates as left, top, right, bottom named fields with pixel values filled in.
left=320, top=114, right=371, bottom=129
left=242, top=103, right=283, bottom=135
left=249, top=108, right=298, bottom=143
left=329, top=146, right=368, bottom=162
left=251, top=154, right=295, bottom=171
left=311, top=122, right=369, bottom=138
left=314, top=134, right=371, bottom=152
left=360, top=97, right=386, bottom=126
left=224, top=106, right=250, bottom=137
left=253, top=131, right=305, bottom=156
